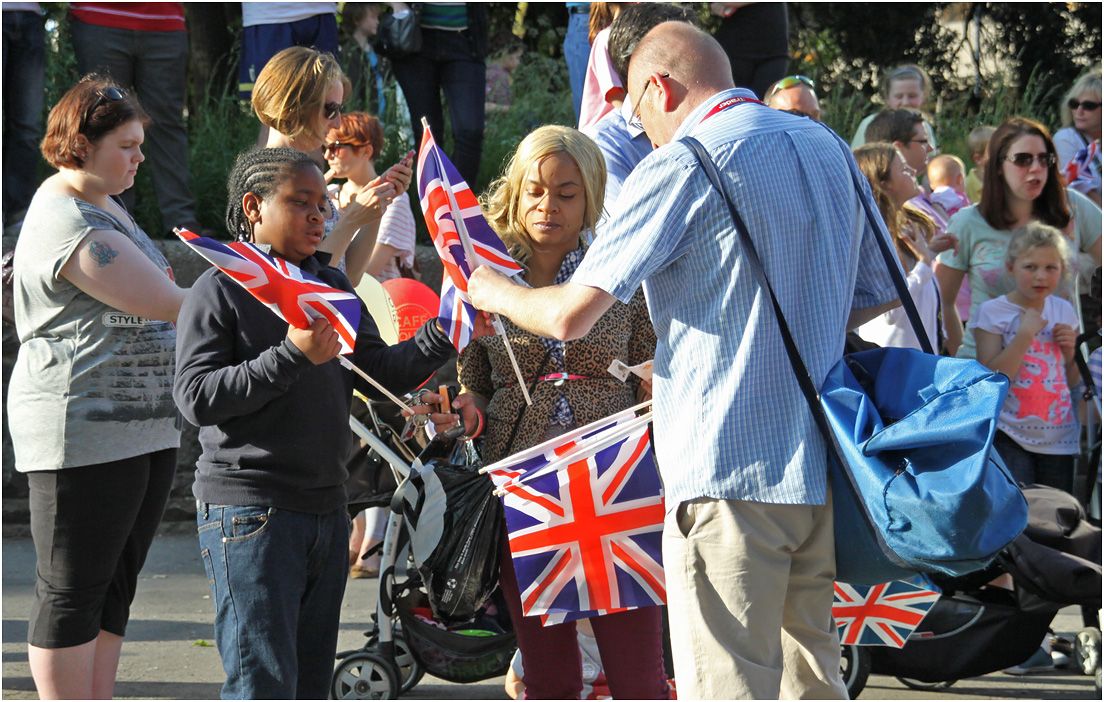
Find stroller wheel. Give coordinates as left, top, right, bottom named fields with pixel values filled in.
left=897, top=677, right=956, bottom=691
left=839, top=645, right=870, bottom=698
left=393, top=633, right=425, bottom=692
left=331, top=652, right=399, bottom=700
left=1075, top=627, right=1102, bottom=677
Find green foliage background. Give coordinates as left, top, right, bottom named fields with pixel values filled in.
left=25, top=2, right=1103, bottom=241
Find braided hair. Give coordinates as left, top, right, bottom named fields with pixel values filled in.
left=225, top=147, right=321, bottom=241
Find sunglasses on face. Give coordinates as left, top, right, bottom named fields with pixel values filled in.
left=1068, top=98, right=1102, bottom=112
left=770, top=75, right=815, bottom=98
left=83, top=86, right=125, bottom=127
left=1004, top=152, right=1057, bottom=168
left=323, top=142, right=355, bottom=154
left=323, top=101, right=342, bottom=120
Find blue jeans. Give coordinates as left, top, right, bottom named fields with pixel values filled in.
left=993, top=431, right=1075, bottom=494
left=563, top=11, right=591, bottom=124
left=391, top=28, right=486, bottom=186
left=2, top=9, right=45, bottom=225
left=197, top=504, right=349, bottom=700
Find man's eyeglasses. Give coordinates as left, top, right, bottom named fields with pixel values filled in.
left=1004, top=152, right=1057, bottom=168
left=906, top=137, right=934, bottom=150
left=628, top=73, right=668, bottom=131
left=323, top=142, right=355, bottom=154
left=83, top=86, right=124, bottom=127
left=769, top=75, right=814, bottom=98
left=1068, top=98, right=1102, bottom=112
left=323, top=101, right=342, bottom=120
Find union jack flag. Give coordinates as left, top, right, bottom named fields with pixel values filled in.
left=833, top=578, right=940, bottom=647
left=482, top=405, right=648, bottom=490
left=501, top=420, right=665, bottom=624
left=176, top=229, right=361, bottom=354
left=416, top=125, right=522, bottom=351
left=1063, top=139, right=1101, bottom=194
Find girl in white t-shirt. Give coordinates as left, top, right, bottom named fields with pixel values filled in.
left=972, top=223, right=1082, bottom=492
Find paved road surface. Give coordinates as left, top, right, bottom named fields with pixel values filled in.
left=3, top=529, right=1098, bottom=700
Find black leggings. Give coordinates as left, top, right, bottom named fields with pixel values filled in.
left=27, top=449, right=176, bottom=648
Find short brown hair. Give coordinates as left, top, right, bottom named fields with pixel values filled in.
left=866, top=108, right=924, bottom=145
left=326, top=112, right=384, bottom=161
left=980, top=117, right=1070, bottom=231
left=40, top=75, right=149, bottom=169
left=252, top=47, right=349, bottom=146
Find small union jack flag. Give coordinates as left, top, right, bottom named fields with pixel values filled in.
left=176, top=229, right=361, bottom=354
left=416, top=125, right=522, bottom=352
left=482, top=405, right=648, bottom=490
left=501, top=420, right=665, bottom=624
left=833, top=578, right=940, bottom=647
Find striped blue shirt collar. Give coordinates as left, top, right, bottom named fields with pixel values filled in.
left=672, top=88, right=759, bottom=142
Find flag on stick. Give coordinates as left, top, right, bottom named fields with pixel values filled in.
left=175, top=229, right=411, bottom=412
left=416, top=121, right=532, bottom=403
left=832, top=578, right=940, bottom=647
left=499, top=417, right=665, bottom=624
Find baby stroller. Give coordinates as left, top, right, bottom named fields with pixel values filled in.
left=841, top=484, right=1102, bottom=697
left=331, top=399, right=517, bottom=700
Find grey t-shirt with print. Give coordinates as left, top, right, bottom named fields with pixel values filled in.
left=8, top=190, right=180, bottom=472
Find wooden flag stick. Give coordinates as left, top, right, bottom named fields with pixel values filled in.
left=337, top=355, right=412, bottom=413
left=422, top=118, right=532, bottom=405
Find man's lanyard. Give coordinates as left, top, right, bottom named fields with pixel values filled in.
left=699, top=94, right=764, bottom=125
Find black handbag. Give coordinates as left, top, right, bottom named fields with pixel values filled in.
left=375, top=4, right=422, bottom=58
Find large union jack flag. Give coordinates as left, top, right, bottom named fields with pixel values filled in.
left=176, top=229, right=361, bottom=354
left=833, top=578, right=940, bottom=647
left=1064, top=139, right=1101, bottom=194
left=501, top=419, right=665, bottom=624
left=416, top=125, right=522, bottom=351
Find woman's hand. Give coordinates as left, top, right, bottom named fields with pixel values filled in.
left=928, top=231, right=959, bottom=256
left=404, top=391, right=481, bottom=438
left=288, top=318, right=341, bottom=364
left=384, top=161, right=413, bottom=195
left=343, top=176, right=396, bottom=228
left=1052, top=322, right=1077, bottom=363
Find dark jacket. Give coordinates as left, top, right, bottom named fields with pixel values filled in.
left=174, top=250, right=452, bottom=514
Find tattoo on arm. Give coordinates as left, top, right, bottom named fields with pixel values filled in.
left=88, top=240, right=119, bottom=267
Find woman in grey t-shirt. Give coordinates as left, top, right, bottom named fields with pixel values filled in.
left=8, top=76, right=188, bottom=699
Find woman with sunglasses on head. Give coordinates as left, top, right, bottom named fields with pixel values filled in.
left=1054, top=70, right=1102, bottom=207
left=935, top=117, right=1102, bottom=359
left=324, top=112, right=416, bottom=288
left=8, top=75, right=188, bottom=699
left=251, top=46, right=412, bottom=278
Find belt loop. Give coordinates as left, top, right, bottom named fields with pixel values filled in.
left=203, top=502, right=209, bottom=519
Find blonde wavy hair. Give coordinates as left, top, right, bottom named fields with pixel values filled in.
left=1060, top=70, right=1102, bottom=129
left=481, top=125, right=607, bottom=265
left=251, top=47, right=350, bottom=146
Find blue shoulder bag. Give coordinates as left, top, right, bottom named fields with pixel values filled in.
left=682, top=135, right=1028, bottom=585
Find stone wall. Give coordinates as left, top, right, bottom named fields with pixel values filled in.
left=1, top=236, right=443, bottom=535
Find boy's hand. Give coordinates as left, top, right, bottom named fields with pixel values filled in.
left=404, top=391, right=480, bottom=437
left=1017, top=308, right=1047, bottom=339
left=288, top=318, right=341, bottom=364
left=1052, top=322, right=1077, bottom=362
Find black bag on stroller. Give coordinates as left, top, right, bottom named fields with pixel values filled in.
left=864, top=484, right=1102, bottom=686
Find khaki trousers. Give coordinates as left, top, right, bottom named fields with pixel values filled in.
left=663, top=489, right=848, bottom=699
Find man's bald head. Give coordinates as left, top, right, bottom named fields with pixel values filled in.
left=628, top=22, right=735, bottom=99
left=766, top=83, right=821, bottom=121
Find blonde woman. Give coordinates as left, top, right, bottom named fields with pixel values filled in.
left=251, top=46, right=412, bottom=277
left=1054, top=70, right=1102, bottom=206
left=423, top=125, right=668, bottom=698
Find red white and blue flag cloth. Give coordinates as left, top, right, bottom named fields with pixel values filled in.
left=416, top=125, right=522, bottom=352
left=832, top=577, right=941, bottom=647
left=176, top=229, right=361, bottom=354
left=1063, top=138, right=1101, bottom=194
left=494, top=414, right=666, bottom=625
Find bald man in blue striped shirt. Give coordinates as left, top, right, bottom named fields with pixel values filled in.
left=469, top=22, right=901, bottom=699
